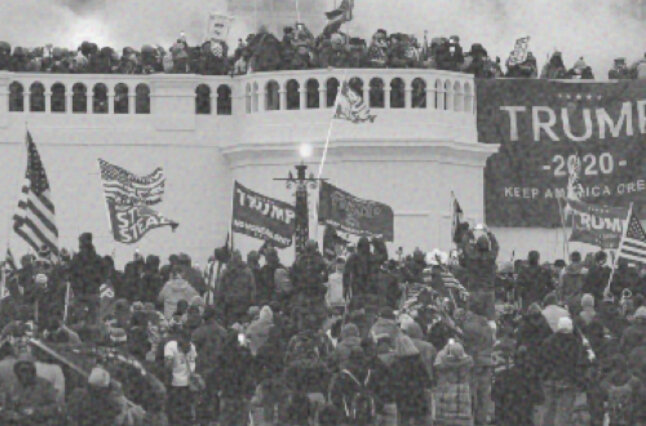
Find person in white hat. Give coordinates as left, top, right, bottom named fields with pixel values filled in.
left=67, top=366, right=124, bottom=425
left=537, top=315, right=588, bottom=425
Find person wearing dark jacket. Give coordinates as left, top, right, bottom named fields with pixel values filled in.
left=391, top=333, right=432, bottom=424
left=537, top=316, right=589, bottom=425
left=583, top=251, right=611, bottom=306
left=610, top=259, right=641, bottom=299
left=219, top=251, right=256, bottom=326
left=258, top=247, right=283, bottom=307
left=517, top=251, right=553, bottom=310
left=328, top=346, right=373, bottom=425
left=70, top=233, right=104, bottom=322
left=207, top=330, right=256, bottom=426
left=344, top=237, right=379, bottom=301
left=459, top=225, right=499, bottom=321
left=493, top=345, right=544, bottom=426
left=619, top=306, right=646, bottom=354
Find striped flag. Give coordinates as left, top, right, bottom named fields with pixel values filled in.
left=98, top=158, right=165, bottom=206
left=616, top=209, right=646, bottom=265
left=334, top=81, right=376, bottom=124
left=4, top=248, right=17, bottom=274
left=0, top=248, right=17, bottom=300
left=13, top=132, right=59, bottom=258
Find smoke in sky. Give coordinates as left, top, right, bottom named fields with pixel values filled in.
left=0, top=0, right=645, bottom=77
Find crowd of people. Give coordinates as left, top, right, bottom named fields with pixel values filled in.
left=1, top=224, right=646, bottom=425
left=3, top=23, right=646, bottom=81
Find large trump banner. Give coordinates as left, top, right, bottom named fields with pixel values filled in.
left=477, top=80, right=646, bottom=227
left=231, top=182, right=295, bottom=248
left=566, top=199, right=628, bottom=249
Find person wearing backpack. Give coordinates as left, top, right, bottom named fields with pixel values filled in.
left=601, top=354, right=641, bottom=426
left=391, top=333, right=432, bottom=425
left=328, top=347, right=376, bottom=425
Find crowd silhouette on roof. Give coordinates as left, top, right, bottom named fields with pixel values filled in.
left=2, top=23, right=646, bottom=80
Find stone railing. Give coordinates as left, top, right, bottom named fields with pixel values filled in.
left=0, top=69, right=477, bottom=142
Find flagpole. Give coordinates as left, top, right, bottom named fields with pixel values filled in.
left=317, top=68, right=349, bottom=179
left=295, top=0, right=301, bottom=22
left=230, top=180, right=236, bottom=252
left=556, top=196, right=570, bottom=260
left=604, top=202, right=633, bottom=299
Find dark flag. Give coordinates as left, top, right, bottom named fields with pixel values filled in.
left=231, top=182, right=295, bottom=248
left=323, top=0, right=354, bottom=36
left=451, top=192, right=466, bottom=244
left=13, top=132, right=59, bottom=257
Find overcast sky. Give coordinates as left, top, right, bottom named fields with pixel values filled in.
left=1, top=0, right=645, bottom=77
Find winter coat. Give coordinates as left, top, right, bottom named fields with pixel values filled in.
left=619, top=319, right=646, bottom=354
left=369, top=317, right=400, bottom=344
left=610, top=266, right=641, bottom=298
left=583, top=264, right=611, bottom=303
left=460, top=311, right=494, bottom=367
left=246, top=306, right=274, bottom=356
left=66, top=386, right=122, bottom=426
left=434, top=349, right=474, bottom=424
left=538, top=332, right=588, bottom=387
left=70, top=247, right=104, bottom=296
left=517, top=264, right=553, bottom=308
left=492, top=363, right=544, bottom=426
left=291, top=250, right=328, bottom=296
left=208, top=339, right=256, bottom=399
left=559, top=262, right=587, bottom=305
left=219, top=261, right=256, bottom=307
left=319, top=45, right=351, bottom=68
left=332, top=324, right=363, bottom=368
left=541, top=303, right=570, bottom=333
left=258, top=263, right=280, bottom=306
left=328, top=365, right=373, bottom=423
left=458, top=231, right=499, bottom=291
left=392, top=353, right=432, bottom=417
left=402, top=320, right=437, bottom=382
left=0, top=377, right=60, bottom=425
left=192, top=320, right=227, bottom=374
left=157, top=277, right=199, bottom=319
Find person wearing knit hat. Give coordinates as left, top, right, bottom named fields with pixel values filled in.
left=619, top=306, right=646, bottom=354
left=67, top=366, right=123, bottom=425
left=88, top=366, right=111, bottom=388
left=538, top=312, right=587, bottom=425
left=434, top=338, right=474, bottom=424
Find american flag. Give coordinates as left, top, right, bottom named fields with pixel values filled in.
left=0, top=248, right=17, bottom=300
left=334, top=81, right=376, bottom=124
left=617, top=210, right=646, bottom=264
left=13, top=132, right=59, bottom=257
left=98, top=158, right=165, bottom=206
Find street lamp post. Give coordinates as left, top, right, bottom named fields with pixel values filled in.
left=274, top=144, right=325, bottom=256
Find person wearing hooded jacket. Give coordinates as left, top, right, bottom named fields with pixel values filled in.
left=344, top=237, right=381, bottom=302
left=331, top=323, right=363, bottom=369
left=559, top=251, right=588, bottom=313
left=537, top=316, right=589, bottom=426
left=517, top=250, right=553, bottom=310
left=246, top=305, right=274, bottom=356
left=434, top=338, right=474, bottom=425
left=70, top=232, right=104, bottom=322
left=619, top=306, right=646, bottom=354
left=157, top=266, right=199, bottom=320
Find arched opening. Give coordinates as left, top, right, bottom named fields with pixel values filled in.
left=245, top=83, right=252, bottom=113
left=29, top=82, right=45, bottom=112
left=444, top=80, right=453, bottom=111
left=412, top=78, right=427, bottom=109
left=217, top=85, right=232, bottom=115
left=114, top=83, right=129, bottom=114
left=9, top=82, right=24, bottom=112
left=390, top=78, right=405, bottom=109
left=349, top=78, right=363, bottom=98
left=135, top=84, right=150, bottom=114
left=464, top=82, right=473, bottom=113
left=195, top=84, right=211, bottom=114
left=326, top=78, right=339, bottom=107
left=266, top=80, right=280, bottom=111
left=306, top=79, right=320, bottom=109
left=286, top=79, right=300, bottom=110
left=369, top=78, right=385, bottom=108
left=50, top=83, right=66, bottom=113
left=434, top=79, right=444, bottom=110
left=93, top=83, right=108, bottom=114
left=453, top=81, right=463, bottom=112
left=72, top=83, right=87, bottom=113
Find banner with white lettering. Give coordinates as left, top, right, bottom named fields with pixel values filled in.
left=566, top=199, right=628, bottom=248
left=107, top=201, right=179, bottom=244
left=231, top=182, right=295, bottom=248
left=318, top=181, right=394, bottom=241
left=477, top=79, right=646, bottom=226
